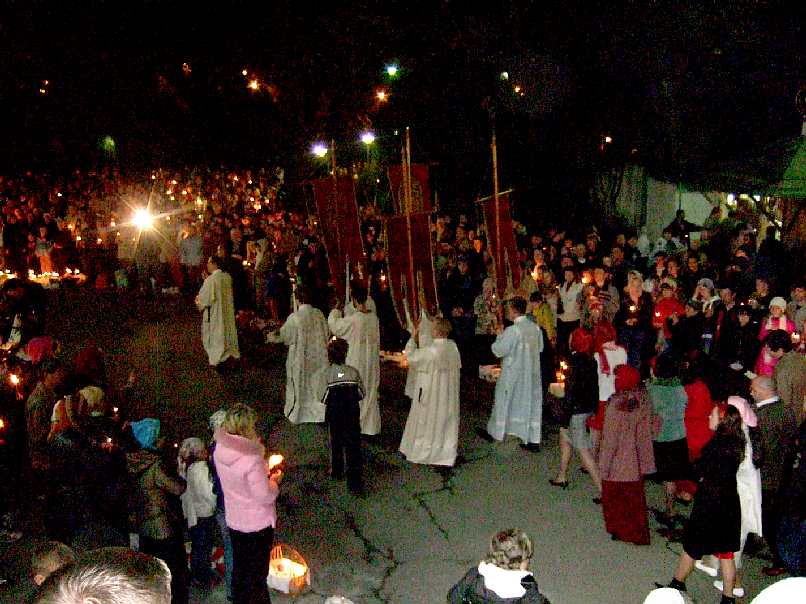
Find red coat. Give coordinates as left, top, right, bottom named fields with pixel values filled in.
left=599, top=387, right=656, bottom=482
left=653, top=297, right=686, bottom=338
left=683, top=380, right=714, bottom=461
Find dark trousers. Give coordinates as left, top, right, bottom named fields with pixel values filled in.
left=140, top=533, right=189, bottom=604
left=189, top=515, right=216, bottom=586
left=327, top=402, right=363, bottom=491
left=230, top=525, right=273, bottom=604
left=556, top=320, right=579, bottom=358
left=762, top=489, right=785, bottom=566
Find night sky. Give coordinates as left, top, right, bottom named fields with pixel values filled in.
left=3, top=1, right=805, bottom=215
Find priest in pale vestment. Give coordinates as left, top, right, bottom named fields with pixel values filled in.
left=195, top=256, right=240, bottom=369
left=400, top=318, right=461, bottom=466
left=279, top=287, right=330, bottom=423
left=328, top=284, right=381, bottom=435
left=479, top=296, right=543, bottom=451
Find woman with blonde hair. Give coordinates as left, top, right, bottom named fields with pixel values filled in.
left=448, top=529, right=549, bottom=603
left=213, top=403, right=281, bottom=604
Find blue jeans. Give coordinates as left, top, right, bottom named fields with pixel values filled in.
left=215, top=510, right=234, bottom=599
left=190, top=515, right=216, bottom=586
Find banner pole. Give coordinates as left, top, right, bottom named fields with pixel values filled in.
left=492, top=128, right=502, bottom=297
left=405, top=127, right=418, bottom=319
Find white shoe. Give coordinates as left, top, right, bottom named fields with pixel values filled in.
left=694, top=559, right=718, bottom=577
left=713, top=580, right=744, bottom=598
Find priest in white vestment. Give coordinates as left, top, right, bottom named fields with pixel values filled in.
left=328, top=285, right=381, bottom=435
left=400, top=318, right=461, bottom=466
left=196, top=256, right=240, bottom=368
left=481, top=296, right=543, bottom=450
left=280, top=287, right=330, bottom=423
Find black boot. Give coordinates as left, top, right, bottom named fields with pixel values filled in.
left=719, top=596, right=735, bottom=604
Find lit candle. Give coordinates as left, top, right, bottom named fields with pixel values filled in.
left=112, top=407, right=119, bottom=414
left=792, top=333, right=801, bottom=344
left=629, top=305, right=636, bottom=312
left=268, top=454, right=284, bottom=470
left=655, top=311, right=661, bottom=318
left=9, top=374, right=20, bottom=386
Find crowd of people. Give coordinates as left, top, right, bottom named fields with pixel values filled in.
left=1, top=161, right=805, bottom=604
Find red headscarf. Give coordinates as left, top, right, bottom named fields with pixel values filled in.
left=569, top=327, right=593, bottom=355
left=593, top=322, right=618, bottom=375
left=615, top=364, right=641, bottom=392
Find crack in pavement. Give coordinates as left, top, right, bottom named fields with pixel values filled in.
left=413, top=492, right=450, bottom=541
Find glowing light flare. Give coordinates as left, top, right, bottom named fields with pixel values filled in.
left=604, top=135, right=613, bottom=144
left=311, top=143, right=328, bottom=158
left=0, top=418, right=5, bottom=430
left=268, top=454, right=284, bottom=470
left=132, top=208, right=154, bottom=230
left=376, top=90, right=387, bottom=102
left=513, top=85, right=522, bottom=93
left=500, top=71, right=509, bottom=80
left=9, top=374, right=20, bottom=386
left=248, top=79, right=260, bottom=91
left=385, top=64, right=399, bottom=77
left=242, top=69, right=248, bottom=76
left=360, top=131, right=376, bottom=145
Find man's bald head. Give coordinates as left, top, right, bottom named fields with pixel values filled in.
left=750, top=375, right=776, bottom=403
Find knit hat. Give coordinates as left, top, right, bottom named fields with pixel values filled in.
left=131, top=418, right=161, bottom=450
left=769, top=296, right=787, bottom=310
left=79, top=385, right=105, bottom=414
left=569, top=327, right=593, bottom=354
left=615, top=364, right=641, bottom=392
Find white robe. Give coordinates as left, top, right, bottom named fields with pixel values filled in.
left=196, top=269, right=240, bottom=366
left=280, top=304, right=330, bottom=424
left=486, top=315, right=543, bottom=444
left=328, top=308, right=381, bottom=435
left=404, top=310, right=433, bottom=400
left=400, top=337, right=461, bottom=466
left=736, top=424, right=763, bottom=564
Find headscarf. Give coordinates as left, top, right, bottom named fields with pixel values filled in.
left=593, top=322, right=618, bottom=375
left=74, top=343, right=106, bottom=381
left=79, top=385, right=105, bottom=415
left=569, top=327, right=593, bottom=355
left=727, top=396, right=758, bottom=428
left=131, top=418, right=160, bottom=450
left=615, top=364, right=641, bottom=392
left=178, top=437, right=206, bottom=460
left=26, top=336, right=56, bottom=366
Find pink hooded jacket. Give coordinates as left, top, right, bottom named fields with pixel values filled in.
left=213, top=429, right=279, bottom=533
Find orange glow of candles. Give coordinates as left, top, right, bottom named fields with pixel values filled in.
left=0, top=417, right=5, bottom=429
left=268, top=454, right=284, bottom=470
left=9, top=374, right=20, bottom=386
left=655, top=311, right=661, bottom=318
left=629, top=305, right=636, bottom=312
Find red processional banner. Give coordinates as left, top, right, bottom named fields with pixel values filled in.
left=387, top=164, right=432, bottom=214
left=384, top=212, right=438, bottom=323
left=311, top=176, right=366, bottom=299
left=481, top=192, right=521, bottom=298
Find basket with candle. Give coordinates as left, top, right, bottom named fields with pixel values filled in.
left=267, top=543, right=310, bottom=595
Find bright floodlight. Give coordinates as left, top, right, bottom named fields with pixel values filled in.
left=385, top=64, right=399, bottom=76
left=604, top=135, right=613, bottom=144
left=376, top=90, right=387, bottom=101
left=360, top=131, right=376, bottom=145
left=311, top=143, right=328, bottom=157
left=500, top=71, right=509, bottom=80
left=248, top=79, right=259, bottom=90
left=133, top=208, right=154, bottom=230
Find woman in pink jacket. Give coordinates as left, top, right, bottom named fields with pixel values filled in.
left=214, top=404, right=281, bottom=604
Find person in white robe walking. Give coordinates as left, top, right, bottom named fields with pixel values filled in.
left=328, top=284, right=381, bottom=435
left=477, top=296, right=544, bottom=451
left=280, top=287, right=330, bottom=423
left=196, top=256, right=240, bottom=369
left=400, top=318, right=461, bottom=466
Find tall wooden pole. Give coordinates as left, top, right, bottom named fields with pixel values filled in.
left=492, top=128, right=501, bottom=293
left=330, top=138, right=345, bottom=299
left=404, top=127, right=417, bottom=319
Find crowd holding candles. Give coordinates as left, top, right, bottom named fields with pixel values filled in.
left=0, top=159, right=805, bottom=603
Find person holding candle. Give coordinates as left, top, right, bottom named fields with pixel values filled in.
left=214, top=403, right=281, bottom=604
left=557, top=267, right=583, bottom=358
left=754, top=297, right=796, bottom=377
left=549, top=327, right=602, bottom=495
left=615, top=270, right=655, bottom=373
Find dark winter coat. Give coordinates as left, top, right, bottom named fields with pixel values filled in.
left=126, top=448, right=185, bottom=540
left=682, top=431, right=744, bottom=559
left=447, top=567, right=549, bottom=604
left=561, top=352, right=598, bottom=423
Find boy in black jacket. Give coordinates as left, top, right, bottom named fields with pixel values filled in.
left=322, top=337, right=364, bottom=494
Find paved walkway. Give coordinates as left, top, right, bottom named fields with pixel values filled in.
left=0, top=293, right=785, bottom=603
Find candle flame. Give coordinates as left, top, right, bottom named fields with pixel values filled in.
left=268, top=454, right=284, bottom=470
left=9, top=374, right=20, bottom=386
